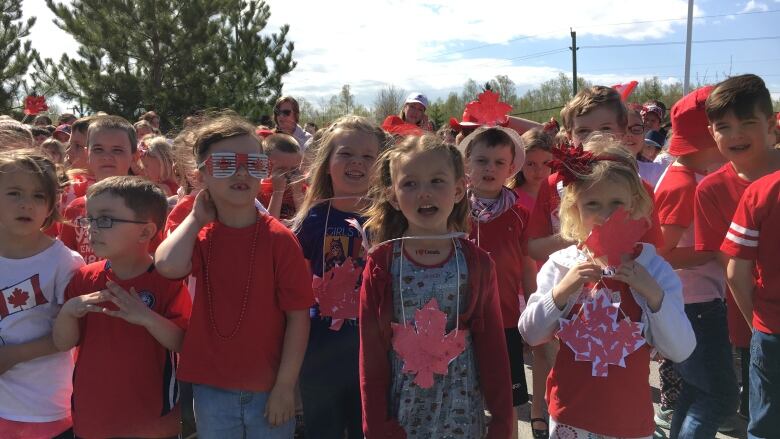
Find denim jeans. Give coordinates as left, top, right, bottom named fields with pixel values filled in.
left=748, top=330, right=780, bottom=439
left=192, top=384, right=294, bottom=439
left=299, top=318, right=363, bottom=439
left=670, top=300, right=739, bottom=439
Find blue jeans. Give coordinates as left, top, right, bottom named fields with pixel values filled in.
left=192, top=384, right=294, bottom=439
left=748, top=330, right=780, bottom=439
left=671, top=300, right=739, bottom=439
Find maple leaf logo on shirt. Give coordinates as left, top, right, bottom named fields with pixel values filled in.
left=584, top=207, right=649, bottom=267
left=391, top=298, right=467, bottom=389
left=557, top=289, right=646, bottom=377
left=312, top=257, right=361, bottom=330
left=8, top=288, right=30, bottom=309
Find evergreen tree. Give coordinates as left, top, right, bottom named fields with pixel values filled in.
left=0, top=0, right=38, bottom=113
left=34, top=0, right=295, bottom=127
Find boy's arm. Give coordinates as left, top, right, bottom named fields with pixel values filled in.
left=265, top=309, right=309, bottom=427
left=658, top=224, right=715, bottom=269
left=0, top=335, right=59, bottom=375
left=506, top=115, right=543, bottom=135
left=528, top=234, right=573, bottom=262
left=726, top=257, right=755, bottom=328
left=267, top=192, right=284, bottom=219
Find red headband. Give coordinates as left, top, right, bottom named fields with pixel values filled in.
left=546, top=142, right=626, bottom=186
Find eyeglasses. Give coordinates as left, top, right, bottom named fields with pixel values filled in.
left=627, top=124, right=645, bottom=135
left=274, top=109, right=293, bottom=117
left=76, top=216, right=148, bottom=229
left=198, top=152, right=270, bottom=179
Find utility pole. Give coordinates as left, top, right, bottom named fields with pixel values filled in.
left=683, top=0, right=694, bottom=94
left=570, top=29, right=579, bottom=95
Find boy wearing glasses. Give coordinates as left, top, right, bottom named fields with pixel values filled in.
left=53, top=176, right=192, bottom=439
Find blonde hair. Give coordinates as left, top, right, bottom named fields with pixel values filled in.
left=290, top=115, right=389, bottom=231
left=558, top=135, right=652, bottom=243
left=560, top=86, right=628, bottom=133
left=0, top=149, right=61, bottom=229
left=141, top=135, right=175, bottom=182
left=362, top=134, right=470, bottom=245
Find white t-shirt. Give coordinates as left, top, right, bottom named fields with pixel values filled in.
left=0, top=240, right=84, bottom=422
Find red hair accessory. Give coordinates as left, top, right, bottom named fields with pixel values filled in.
left=449, top=90, right=512, bottom=131
left=547, top=142, right=597, bottom=186
left=542, top=117, right=560, bottom=135
left=23, top=95, right=48, bottom=116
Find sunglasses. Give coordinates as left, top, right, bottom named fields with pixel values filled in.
left=198, top=152, right=270, bottom=179
left=274, top=109, right=293, bottom=117
left=627, top=124, right=645, bottom=135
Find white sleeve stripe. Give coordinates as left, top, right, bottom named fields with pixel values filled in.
left=729, top=222, right=759, bottom=237
left=726, top=231, right=759, bottom=247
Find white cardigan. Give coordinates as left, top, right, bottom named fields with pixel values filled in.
left=518, top=244, right=696, bottom=363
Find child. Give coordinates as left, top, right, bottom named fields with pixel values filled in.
left=292, top=116, right=388, bottom=439
left=39, top=138, right=65, bottom=165
left=507, top=127, right=554, bottom=213
left=53, top=176, right=191, bottom=438
left=696, top=73, right=780, bottom=421
left=720, top=170, right=780, bottom=438
left=60, top=116, right=96, bottom=209
left=359, top=134, right=512, bottom=438
left=259, top=133, right=305, bottom=220
left=459, top=125, right=535, bottom=438
left=59, top=115, right=140, bottom=263
left=0, top=150, right=84, bottom=439
left=526, top=86, right=664, bottom=262
left=518, top=137, right=695, bottom=439
left=625, top=104, right=667, bottom=187
left=140, top=135, right=179, bottom=196
left=654, top=86, right=739, bottom=437
left=154, top=115, right=313, bottom=438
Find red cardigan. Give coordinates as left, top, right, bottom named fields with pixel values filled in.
left=358, top=238, right=513, bottom=438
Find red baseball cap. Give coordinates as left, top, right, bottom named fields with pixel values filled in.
left=669, top=85, right=716, bottom=156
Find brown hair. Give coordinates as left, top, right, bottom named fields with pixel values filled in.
left=706, top=74, right=774, bottom=122
left=461, top=127, right=516, bottom=161
left=561, top=86, right=628, bottom=133
left=290, top=116, right=389, bottom=231
left=0, top=121, right=34, bottom=151
left=0, top=149, right=61, bottom=228
left=263, top=133, right=300, bottom=155
left=558, top=135, right=652, bottom=242
left=87, top=115, right=138, bottom=153
left=140, top=111, right=159, bottom=123
left=273, top=96, right=301, bottom=126
left=87, top=176, right=168, bottom=232
left=508, top=127, right=554, bottom=189
left=188, top=114, right=259, bottom=163
left=362, top=134, right=470, bottom=244
left=40, top=138, right=65, bottom=163
left=70, top=116, right=96, bottom=135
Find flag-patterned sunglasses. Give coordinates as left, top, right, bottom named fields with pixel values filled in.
left=198, top=152, right=270, bottom=179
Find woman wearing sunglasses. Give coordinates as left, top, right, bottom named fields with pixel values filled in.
left=273, top=96, right=313, bottom=150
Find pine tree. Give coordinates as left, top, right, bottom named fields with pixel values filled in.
left=34, top=0, right=295, bottom=127
left=0, top=0, right=38, bottom=113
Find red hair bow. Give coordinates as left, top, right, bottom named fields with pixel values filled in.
left=546, top=142, right=596, bottom=186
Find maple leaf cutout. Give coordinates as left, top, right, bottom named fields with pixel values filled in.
left=391, top=298, right=467, bottom=389
left=8, top=288, right=30, bottom=309
left=584, top=206, right=649, bottom=267
left=464, top=90, right=512, bottom=127
left=557, top=290, right=645, bottom=377
left=312, top=257, right=361, bottom=330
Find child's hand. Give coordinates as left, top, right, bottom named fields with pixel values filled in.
left=552, top=262, right=602, bottom=309
left=191, top=189, right=217, bottom=226
left=612, top=259, right=664, bottom=312
left=264, top=382, right=295, bottom=428
left=99, top=281, right=155, bottom=327
left=62, top=290, right=111, bottom=318
left=270, top=169, right=288, bottom=193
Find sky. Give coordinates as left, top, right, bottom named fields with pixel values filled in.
left=22, top=0, right=780, bottom=110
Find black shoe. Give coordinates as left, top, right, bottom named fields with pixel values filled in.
left=530, top=417, right=549, bottom=439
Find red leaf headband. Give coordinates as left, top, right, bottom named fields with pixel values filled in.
left=546, top=142, right=625, bottom=186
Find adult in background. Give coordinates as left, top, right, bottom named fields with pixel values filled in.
left=273, top=96, right=312, bottom=150
left=400, top=92, right=433, bottom=131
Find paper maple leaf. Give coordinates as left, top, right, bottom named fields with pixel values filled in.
left=8, top=288, right=29, bottom=309
left=391, top=298, right=467, bottom=389
left=584, top=207, right=649, bottom=267
left=557, top=290, right=645, bottom=377
left=23, top=95, right=48, bottom=116
left=312, top=257, right=361, bottom=330
left=464, top=90, right=512, bottom=127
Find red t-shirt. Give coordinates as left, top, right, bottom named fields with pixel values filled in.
left=60, top=172, right=95, bottom=214
left=695, top=163, right=752, bottom=346
left=164, top=194, right=195, bottom=236
left=65, top=261, right=191, bottom=439
left=469, top=202, right=531, bottom=328
left=548, top=278, right=653, bottom=438
left=720, top=171, right=780, bottom=334
left=177, top=214, right=314, bottom=391
left=257, top=180, right=298, bottom=220
left=527, top=172, right=664, bottom=247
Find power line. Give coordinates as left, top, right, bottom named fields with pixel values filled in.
left=581, top=35, right=780, bottom=49
left=583, top=57, right=780, bottom=73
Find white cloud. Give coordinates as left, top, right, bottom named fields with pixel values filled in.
left=740, top=1, right=770, bottom=12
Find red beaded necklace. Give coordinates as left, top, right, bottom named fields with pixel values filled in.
left=203, top=215, right=261, bottom=339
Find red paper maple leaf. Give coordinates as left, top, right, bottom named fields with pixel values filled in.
left=391, top=298, right=467, bottom=388
left=463, top=90, right=512, bottom=127
left=23, top=95, right=48, bottom=116
left=8, top=288, right=30, bottom=309
left=557, top=290, right=645, bottom=377
left=584, top=207, right=649, bottom=267
left=312, top=257, right=361, bottom=330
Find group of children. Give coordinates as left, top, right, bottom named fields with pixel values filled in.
left=0, top=73, right=778, bottom=439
